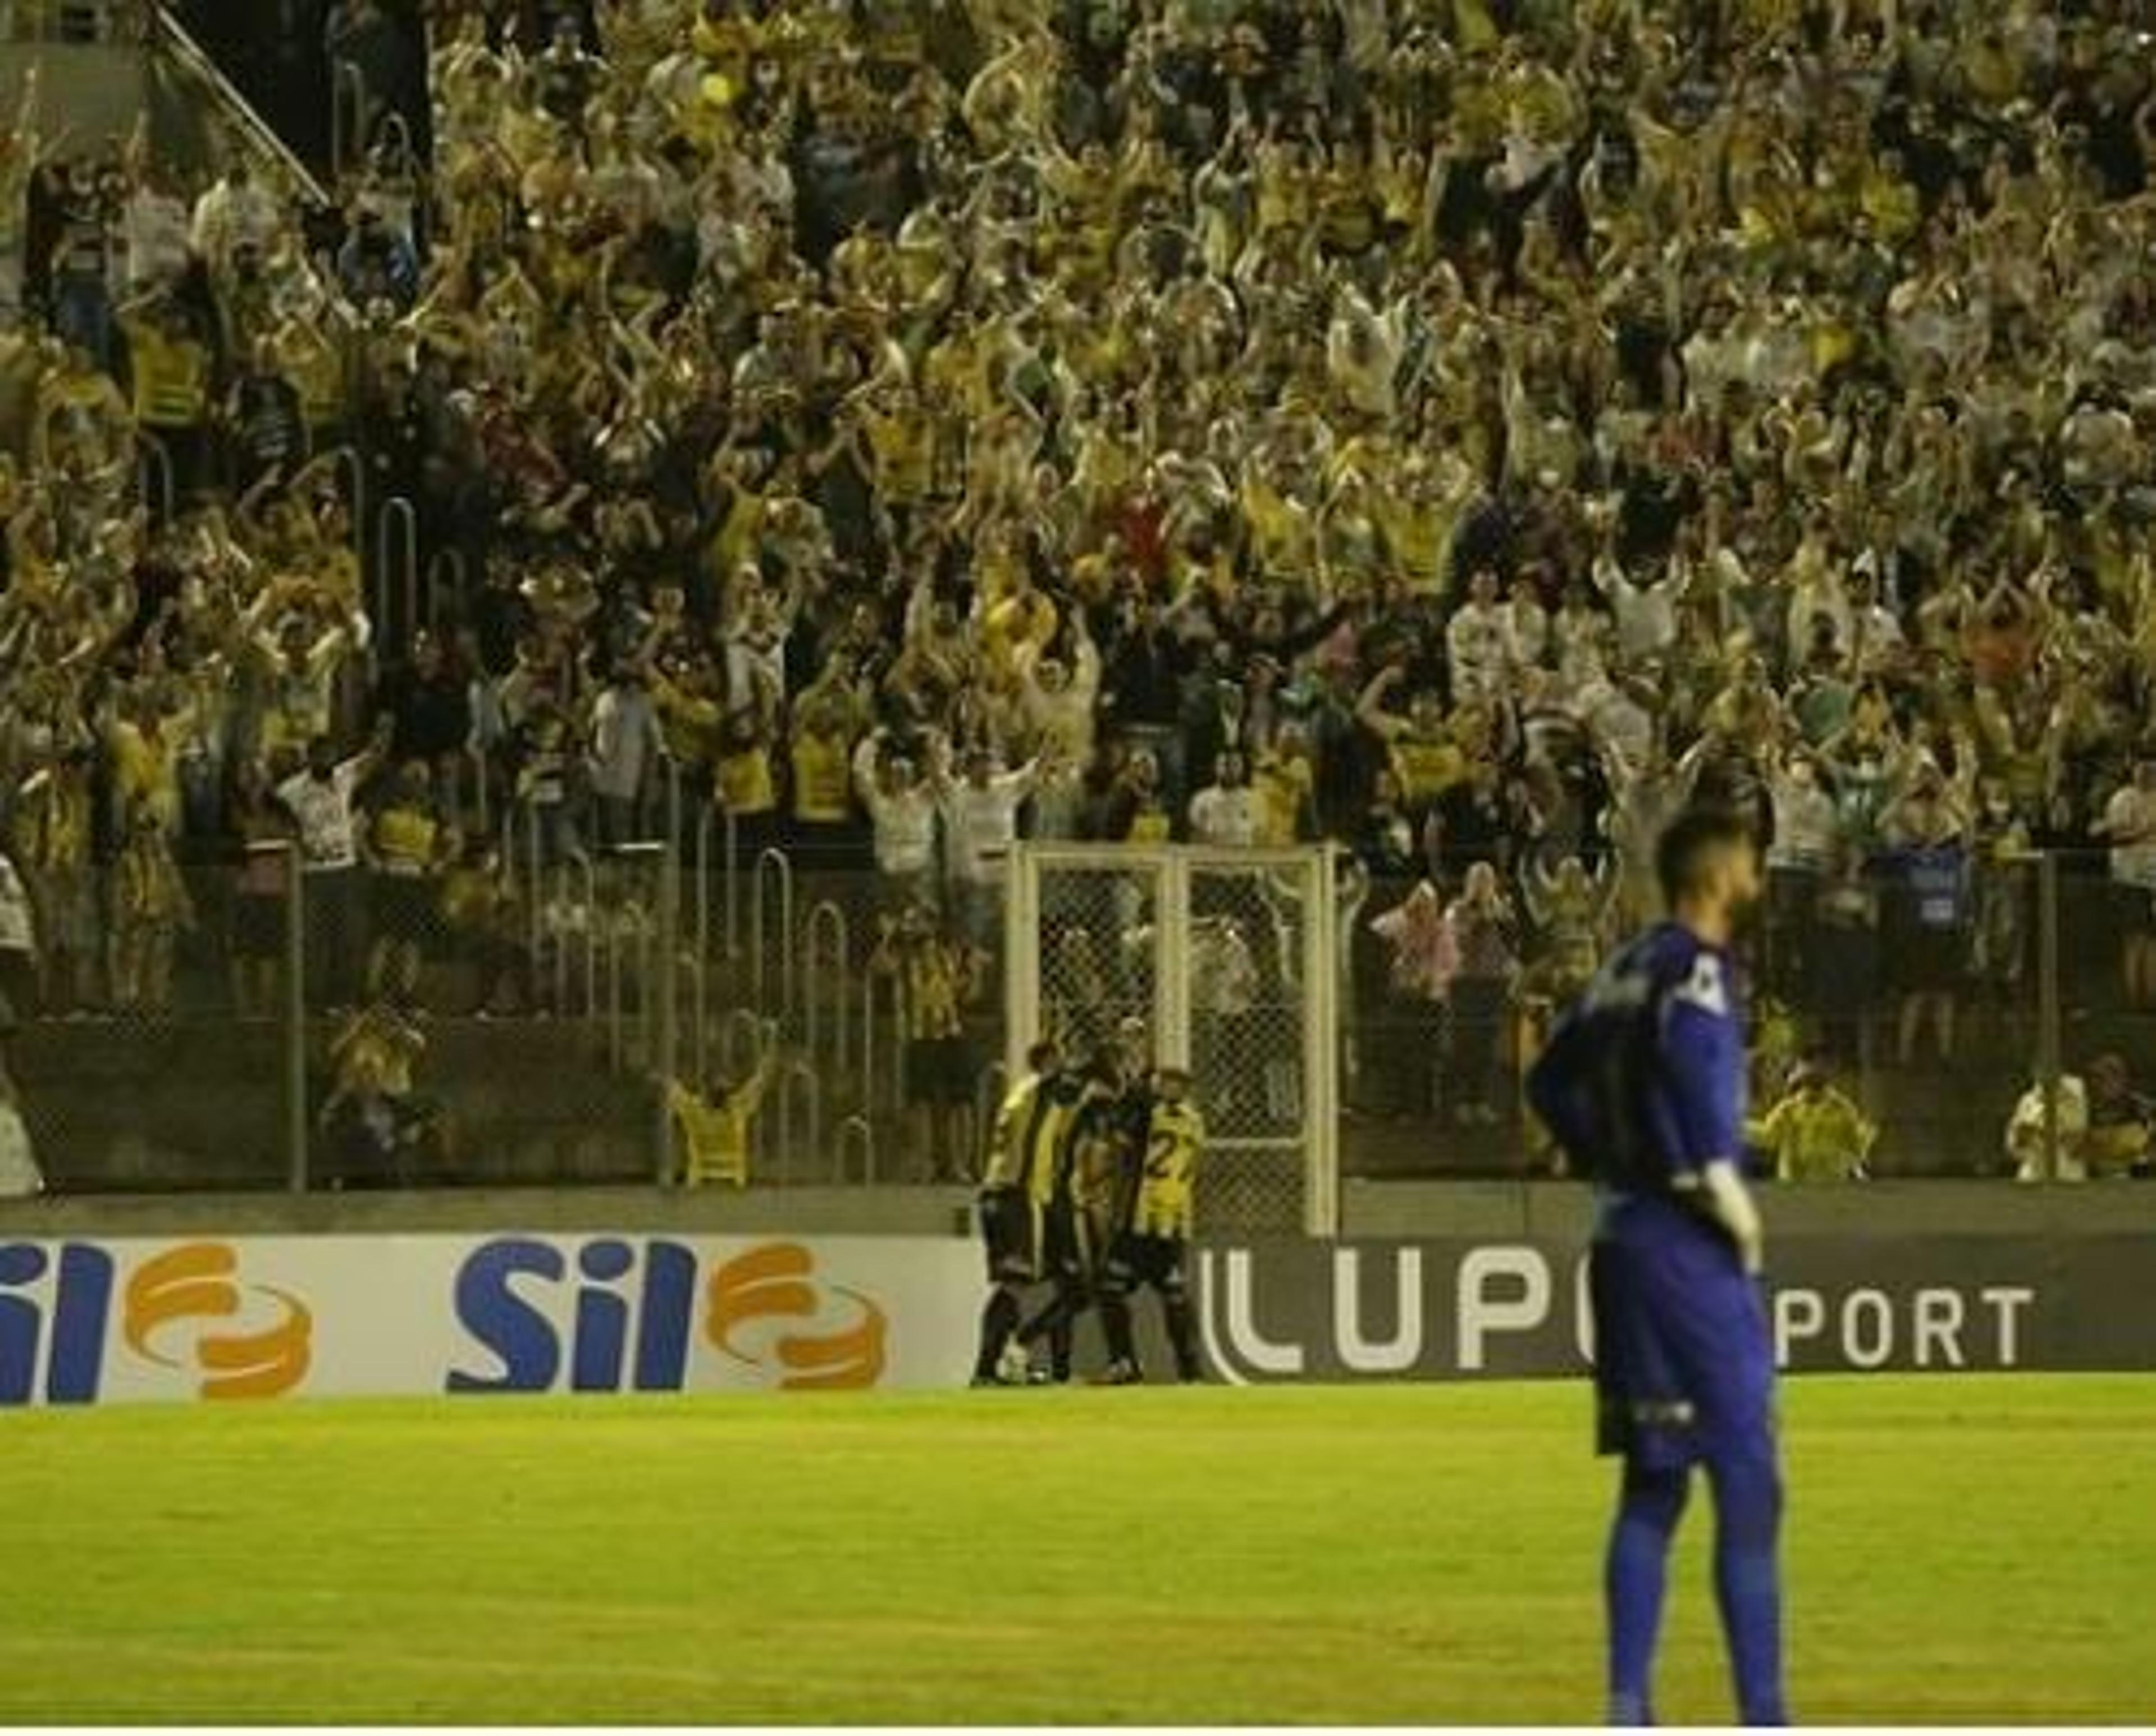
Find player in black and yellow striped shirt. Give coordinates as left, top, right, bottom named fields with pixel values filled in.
left=971, top=1040, right=1090, bottom=1385
left=1004, top=1047, right=1143, bottom=1382
left=1098, top=1066, right=1207, bottom=1384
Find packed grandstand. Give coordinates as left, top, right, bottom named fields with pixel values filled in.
left=0, top=0, right=2151, bottom=1190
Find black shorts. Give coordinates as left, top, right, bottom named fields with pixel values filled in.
left=1102, top=1232, right=1188, bottom=1298
left=1899, top=922, right=1964, bottom=991
left=904, top=1036, right=974, bottom=1107
left=980, top=1187, right=1042, bottom=1283
left=1043, top=1199, right=1102, bottom=1286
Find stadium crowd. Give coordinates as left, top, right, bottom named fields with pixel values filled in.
left=0, top=0, right=2153, bottom=1180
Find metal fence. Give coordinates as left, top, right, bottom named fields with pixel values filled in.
left=3, top=826, right=2148, bottom=1194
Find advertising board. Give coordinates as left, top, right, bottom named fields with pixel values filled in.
left=1, top=1227, right=2144, bottom=1405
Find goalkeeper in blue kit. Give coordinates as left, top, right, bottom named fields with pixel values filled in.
left=1527, top=809, right=1788, bottom=1727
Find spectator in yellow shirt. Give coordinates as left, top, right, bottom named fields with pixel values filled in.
left=666, top=1039, right=778, bottom=1189
left=1748, top=1061, right=1879, bottom=1184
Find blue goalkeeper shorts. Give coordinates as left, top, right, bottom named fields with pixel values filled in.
left=1591, top=1195, right=1776, bottom=1474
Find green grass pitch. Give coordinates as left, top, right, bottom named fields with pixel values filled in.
left=3, top=1376, right=2152, bottom=1724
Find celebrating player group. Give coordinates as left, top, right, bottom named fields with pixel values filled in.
left=972, top=1037, right=1205, bottom=1389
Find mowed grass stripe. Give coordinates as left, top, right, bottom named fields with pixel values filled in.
left=2, top=1377, right=2151, bottom=1723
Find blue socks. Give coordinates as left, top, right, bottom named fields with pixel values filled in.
left=1709, top=1451, right=1787, bottom=1725
left=1607, top=1459, right=1787, bottom=1725
left=1607, top=1466, right=1689, bottom=1724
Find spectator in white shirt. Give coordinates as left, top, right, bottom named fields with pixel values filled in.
left=277, top=719, right=391, bottom=1009
left=1446, top=569, right=1516, bottom=705
left=189, top=156, right=282, bottom=280
left=853, top=729, right=941, bottom=913
left=122, top=161, right=193, bottom=294
left=1846, top=569, right=1906, bottom=680
left=1593, top=551, right=1686, bottom=665
left=588, top=666, right=662, bottom=848
left=1016, top=623, right=1102, bottom=765
left=2095, top=756, right=2156, bottom=1012
left=0, top=1027, right=42, bottom=1199
left=1189, top=751, right=1259, bottom=849
left=934, top=741, right=1040, bottom=947
left=1506, top=568, right=1552, bottom=670
left=0, top=851, right=35, bottom=1021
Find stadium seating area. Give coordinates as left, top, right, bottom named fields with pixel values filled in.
left=0, top=0, right=2153, bottom=1188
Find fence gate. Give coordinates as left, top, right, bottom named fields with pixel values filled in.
left=1005, top=845, right=1339, bottom=1237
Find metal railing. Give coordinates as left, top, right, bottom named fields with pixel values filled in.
left=373, top=496, right=418, bottom=649
left=425, top=547, right=467, bottom=632
left=548, top=850, right=597, bottom=1019
left=803, top=899, right=851, bottom=1079
left=718, top=1008, right=764, bottom=1089
left=154, top=4, right=331, bottom=204
left=331, top=444, right=366, bottom=548
left=17, top=837, right=2145, bottom=1195
left=136, top=430, right=174, bottom=524
left=330, top=56, right=369, bottom=184
left=751, top=847, right=794, bottom=1020
left=774, top=1056, right=821, bottom=1186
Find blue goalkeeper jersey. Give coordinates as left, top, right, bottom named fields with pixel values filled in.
left=1526, top=922, right=1748, bottom=1195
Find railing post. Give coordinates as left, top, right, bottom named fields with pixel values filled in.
left=861, top=971, right=878, bottom=1123
left=426, top=547, right=467, bottom=634
left=655, top=832, right=679, bottom=1186
left=722, top=810, right=742, bottom=961
left=374, top=497, right=417, bottom=650
left=333, top=445, right=366, bottom=558
left=136, top=431, right=173, bottom=525
left=260, top=840, right=309, bottom=1194
left=752, top=847, right=794, bottom=1019
left=778, top=1057, right=820, bottom=1189
left=2037, top=849, right=2062, bottom=1182
left=695, top=797, right=713, bottom=1081
left=606, top=904, right=625, bottom=1071
left=721, top=1008, right=762, bottom=1083
left=332, top=58, right=368, bottom=181
left=552, top=861, right=571, bottom=1016
left=804, top=901, right=849, bottom=1077
left=523, top=805, right=541, bottom=976
left=573, top=850, right=597, bottom=1020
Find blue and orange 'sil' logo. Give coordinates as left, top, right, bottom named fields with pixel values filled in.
left=123, top=1243, right=313, bottom=1400
left=0, top=1241, right=312, bottom=1406
left=451, top=1239, right=889, bottom=1393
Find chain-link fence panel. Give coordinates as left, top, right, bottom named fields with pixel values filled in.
left=1034, top=859, right=1162, bottom=1070
left=10, top=846, right=292, bottom=1192
left=1190, top=862, right=1310, bottom=1237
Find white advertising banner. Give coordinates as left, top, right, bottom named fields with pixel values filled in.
left=0, top=1233, right=983, bottom=1406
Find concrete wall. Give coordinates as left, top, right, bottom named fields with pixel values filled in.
left=4, top=1178, right=2151, bottom=1242
left=0, top=1184, right=977, bottom=1240
left=1340, top=1179, right=2156, bottom=1240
